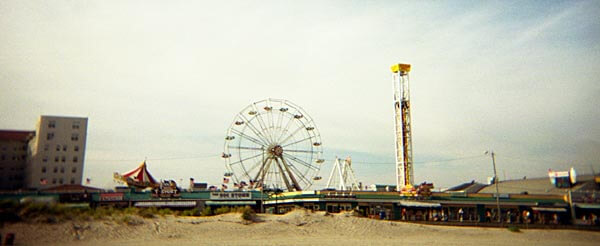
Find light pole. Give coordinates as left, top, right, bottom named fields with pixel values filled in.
left=485, top=150, right=502, bottom=224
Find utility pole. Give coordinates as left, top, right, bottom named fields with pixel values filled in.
left=487, top=151, right=502, bottom=224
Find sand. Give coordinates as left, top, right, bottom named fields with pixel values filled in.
left=1, top=210, right=598, bottom=245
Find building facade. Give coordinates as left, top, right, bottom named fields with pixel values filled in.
left=25, top=116, right=88, bottom=189
left=0, top=130, right=35, bottom=190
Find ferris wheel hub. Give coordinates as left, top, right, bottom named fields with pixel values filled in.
left=269, top=145, right=284, bottom=157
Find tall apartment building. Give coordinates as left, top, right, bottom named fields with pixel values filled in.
left=0, top=130, right=35, bottom=190
left=25, top=116, right=88, bottom=189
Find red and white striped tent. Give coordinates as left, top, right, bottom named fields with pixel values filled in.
left=113, top=161, right=159, bottom=188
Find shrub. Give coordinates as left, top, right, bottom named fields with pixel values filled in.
left=214, top=207, right=231, bottom=215
left=92, top=206, right=116, bottom=219
left=123, top=207, right=138, bottom=215
left=0, top=199, right=21, bottom=222
left=240, top=206, right=255, bottom=222
left=200, top=206, right=213, bottom=216
left=181, top=208, right=200, bottom=216
left=138, top=208, right=157, bottom=218
left=121, top=215, right=144, bottom=226
left=158, top=208, right=174, bottom=216
left=507, top=226, right=521, bottom=233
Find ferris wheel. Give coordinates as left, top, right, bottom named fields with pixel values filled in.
left=223, top=98, right=324, bottom=192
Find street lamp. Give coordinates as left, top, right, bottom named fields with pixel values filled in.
left=485, top=150, right=502, bottom=224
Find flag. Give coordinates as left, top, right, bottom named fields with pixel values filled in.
left=223, top=177, right=229, bottom=184
left=40, top=178, right=47, bottom=185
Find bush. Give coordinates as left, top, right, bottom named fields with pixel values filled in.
left=214, top=207, right=231, bottom=215
left=0, top=199, right=21, bottom=222
left=158, top=208, right=174, bottom=216
left=181, top=208, right=201, bottom=216
left=240, top=206, right=255, bottom=221
left=92, top=206, right=116, bottom=219
left=507, top=226, right=521, bottom=233
left=138, top=208, right=157, bottom=218
left=121, top=215, right=144, bottom=226
left=201, top=207, right=213, bottom=216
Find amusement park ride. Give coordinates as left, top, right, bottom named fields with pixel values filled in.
left=222, top=98, right=324, bottom=192
left=326, top=157, right=360, bottom=191
left=391, top=63, right=433, bottom=196
left=114, top=160, right=181, bottom=197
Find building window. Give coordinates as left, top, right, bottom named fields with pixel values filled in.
left=53, top=167, right=58, bottom=173
left=54, top=156, right=59, bottom=162
left=48, top=120, right=56, bottom=128
left=74, top=146, right=79, bottom=152
left=42, top=166, right=46, bottom=173
left=70, top=178, right=75, bottom=184
left=63, top=145, right=67, bottom=151
left=43, top=156, right=48, bottom=162
left=52, top=178, right=57, bottom=184
left=47, top=132, right=54, bottom=140
left=59, top=178, right=63, bottom=184
left=61, top=156, right=66, bottom=162
left=72, top=122, right=80, bottom=129
left=73, top=156, right=78, bottom=163
left=56, top=145, right=61, bottom=151
left=72, top=167, right=77, bottom=173
left=71, top=133, right=79, bottom=141
left=60, top=167, right=64, bottom=173
left=1, top=155, right=4, bottom=161
left=44, top=144, right=49, bottom=151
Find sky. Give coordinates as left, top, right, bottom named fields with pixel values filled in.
left=1, top=0, right=599, bottom=190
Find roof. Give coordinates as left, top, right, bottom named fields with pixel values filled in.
left=41, top=184, right=103, bottom=193
left=445, top=181, right=488, bottom=193
left=0, top=130, right=35, bottom=142
left=477, top=174, right=597, bottom=196
left=114, top=161, right=159, bottom=188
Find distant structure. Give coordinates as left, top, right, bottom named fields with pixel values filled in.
left=0, top=130, right=35, bottom=190
left=326, top=157, right=360, bottom=191
left=391, top=63, right=415, bottom=193
left=548, top=168, right=577, bottom=188
left=0, top=116, right=88, bottom=190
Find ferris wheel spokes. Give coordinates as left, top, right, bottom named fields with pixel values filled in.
left=281, top=136, right=313, bottom=148
left=282, top=152, right=318, bottom=170
left=230, top=128, right=267, bottom=147
left=238, top=113, right=272, bottom=146
left=228, top=152, right=264, bottom=166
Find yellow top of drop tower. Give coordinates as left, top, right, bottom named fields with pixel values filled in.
left=390, top=63, right=411, bottom=73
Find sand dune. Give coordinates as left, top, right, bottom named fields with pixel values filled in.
left=2, top=210, right=599, bottom=245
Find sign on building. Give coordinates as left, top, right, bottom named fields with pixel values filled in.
left=210, top=192, right=252, bottom=200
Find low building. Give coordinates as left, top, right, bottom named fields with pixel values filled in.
left=0, top=130, right=35, bottom=190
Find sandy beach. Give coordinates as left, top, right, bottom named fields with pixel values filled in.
left=2, top=210, right=599, bottom=246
